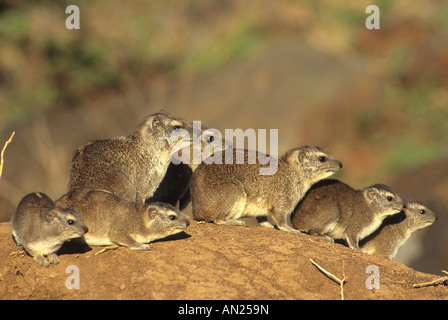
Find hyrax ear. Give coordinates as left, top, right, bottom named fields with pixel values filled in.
left=145, top=115, right=162, bottom=132
left=298, top=150, right=306, bottom=163
left=46, top=210, right=58, bottom=223
left=147, top=207, right=158, bottom=219
left=363, top=187, right=378, bottom=204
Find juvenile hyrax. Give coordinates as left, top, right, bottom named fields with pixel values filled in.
left=10, top=192, right=88, bottom=267
left=360, top=200, right=437, bottom=259
left=291, top=179, right=405, bottom=250
left=68, top=111, right=195, bottom=204
left=190, top=146, right=342, bottom=234
left=56, top=188, right=190, bottom=250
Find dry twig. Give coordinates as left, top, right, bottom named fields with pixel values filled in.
left=310, top=258, right=347, bottom=300
left=413, top=270, right=448, bottom=288
left=0, top=131, right=15, bottom=180
left=95, top=245, right=119, bottom=255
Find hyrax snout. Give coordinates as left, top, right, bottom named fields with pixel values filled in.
left=360, top=199, right=437, bottom=259
left=56, top=188, right=190, bottom=250
left=291, top=179, right=405, bottom=250
left=190, top=146, right=342, bottom=234
left=10, top=192, right=88, bottom=267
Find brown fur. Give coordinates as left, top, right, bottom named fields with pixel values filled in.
left=68, top=111, right=195, bottom=204
left=148, top=126, right=231, bottom=210
left=360, top=200, right=437, bottom=259
left=190, top=146, right=342, bottom=234
left=10, top=192, right=87, bottom=266
left=291, top=179, right=405, bottom=250
left=56, top=188, right=190, bottom=250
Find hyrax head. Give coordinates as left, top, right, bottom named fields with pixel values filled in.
left=173, top=123, right=233, bottom=169
left=362, top=184, right=405, bottom=218
left=46, top=204, right=88, bottom=240
left=285, top=146, right=343, bottom=183
left=403, top=200, right=437, bottom=231
left=137, top=110, right=194, bottom=149
left=143, top=202, right=190, bottom=239
left=18, top=192, right=54, bottom=213
left=196, top=126, right=233, bottom=155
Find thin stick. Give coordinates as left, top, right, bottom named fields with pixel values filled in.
left=413, top=270, right=448, bottom=288
left=0, top=131, right=15, bottom=180
left=310, top=258, right=347, bottom=300
left=95, top=245, right=119, bottom=255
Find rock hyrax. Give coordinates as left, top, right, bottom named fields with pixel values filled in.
left=190, top=146, right=342, bottom=234
left=56, top=188, right=190, bottom=250
left=360, top=200, right=437, bottom=259
left=10, top=192, right=88, bottom=267
left=291, top=179, right=405, bottom=250
left=68, top=111, right=195, bottom=204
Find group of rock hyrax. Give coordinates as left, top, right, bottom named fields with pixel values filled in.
left=10, top=111, right=437, bottom=267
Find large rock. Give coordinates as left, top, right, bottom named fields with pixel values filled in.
left=0, top=221, right=446, bottom=300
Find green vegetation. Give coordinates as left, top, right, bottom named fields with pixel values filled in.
left=0, top=1, right=263, bottom=127
left=382, top=81, right=448, bottom=174
left=0, top=0, right=447, bottom=179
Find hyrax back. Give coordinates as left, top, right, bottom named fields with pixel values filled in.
left=10, top=192, right=87, bottom=267
left=190, top=146, right=342, bottom=234
left=291, top=179, right=405, bottom=250
left=360, top=200, right=437, bottom=259
left=56, top=188, right=190, bottom=250
left=68, top=111, right=195, bottom=204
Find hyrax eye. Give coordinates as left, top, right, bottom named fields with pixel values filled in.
left=419, top=209, right=426, bottom=214
left=205, top=135, right=214, bottom=142
left=67, top=220, right=75, bottom=225
left=318, top=156, right=327, bottom=163
left=387, top=196, right=393, bottom=201
left=169, top=215, right=177, bottom=220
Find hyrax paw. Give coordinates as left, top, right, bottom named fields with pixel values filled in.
left=129, top=244, right=151, bottom=251
left=47, top=253, right=60, bottom=265
left=34, top=255, right=50, bottom=267
left=276, top=225, right=301, bottom=235
left=288, top=229, right=301, bottom=235
left=214, top=219, right=247, bottom=227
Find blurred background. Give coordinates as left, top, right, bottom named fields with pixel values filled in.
left=0, top=0, right=447, bottom=274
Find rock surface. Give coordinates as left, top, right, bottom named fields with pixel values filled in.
left=1, top=221, right=446, bottom=300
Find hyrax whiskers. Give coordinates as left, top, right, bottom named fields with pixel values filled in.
left=68, top=111, right=195, bottom=204
left=360, top=200, right=437, bottom=259
left=291, top=179, right=405, bottom=250
left=10, top=192, right=88, bottom=267
left=190, top=146, right=342, bottom=234
left=56, top=188, right=190, bottom=250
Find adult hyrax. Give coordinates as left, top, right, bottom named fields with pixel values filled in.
left=10, top=192, right=88, bottom=267
left=190, top=146, right=342, bottom=234
left=56, top=188, right=190, bottom=250
left=360, top=200, right=437, bottom=259
left=68, top=111, right=195, bottom=204
left=291, top=179, right=405, bottom=250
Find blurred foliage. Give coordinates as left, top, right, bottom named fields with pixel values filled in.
left=382, top=81, right=448, bottom=174
left=0, top=0, right=447, bottom=177
left=0, top=0, right=270, bottom=127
